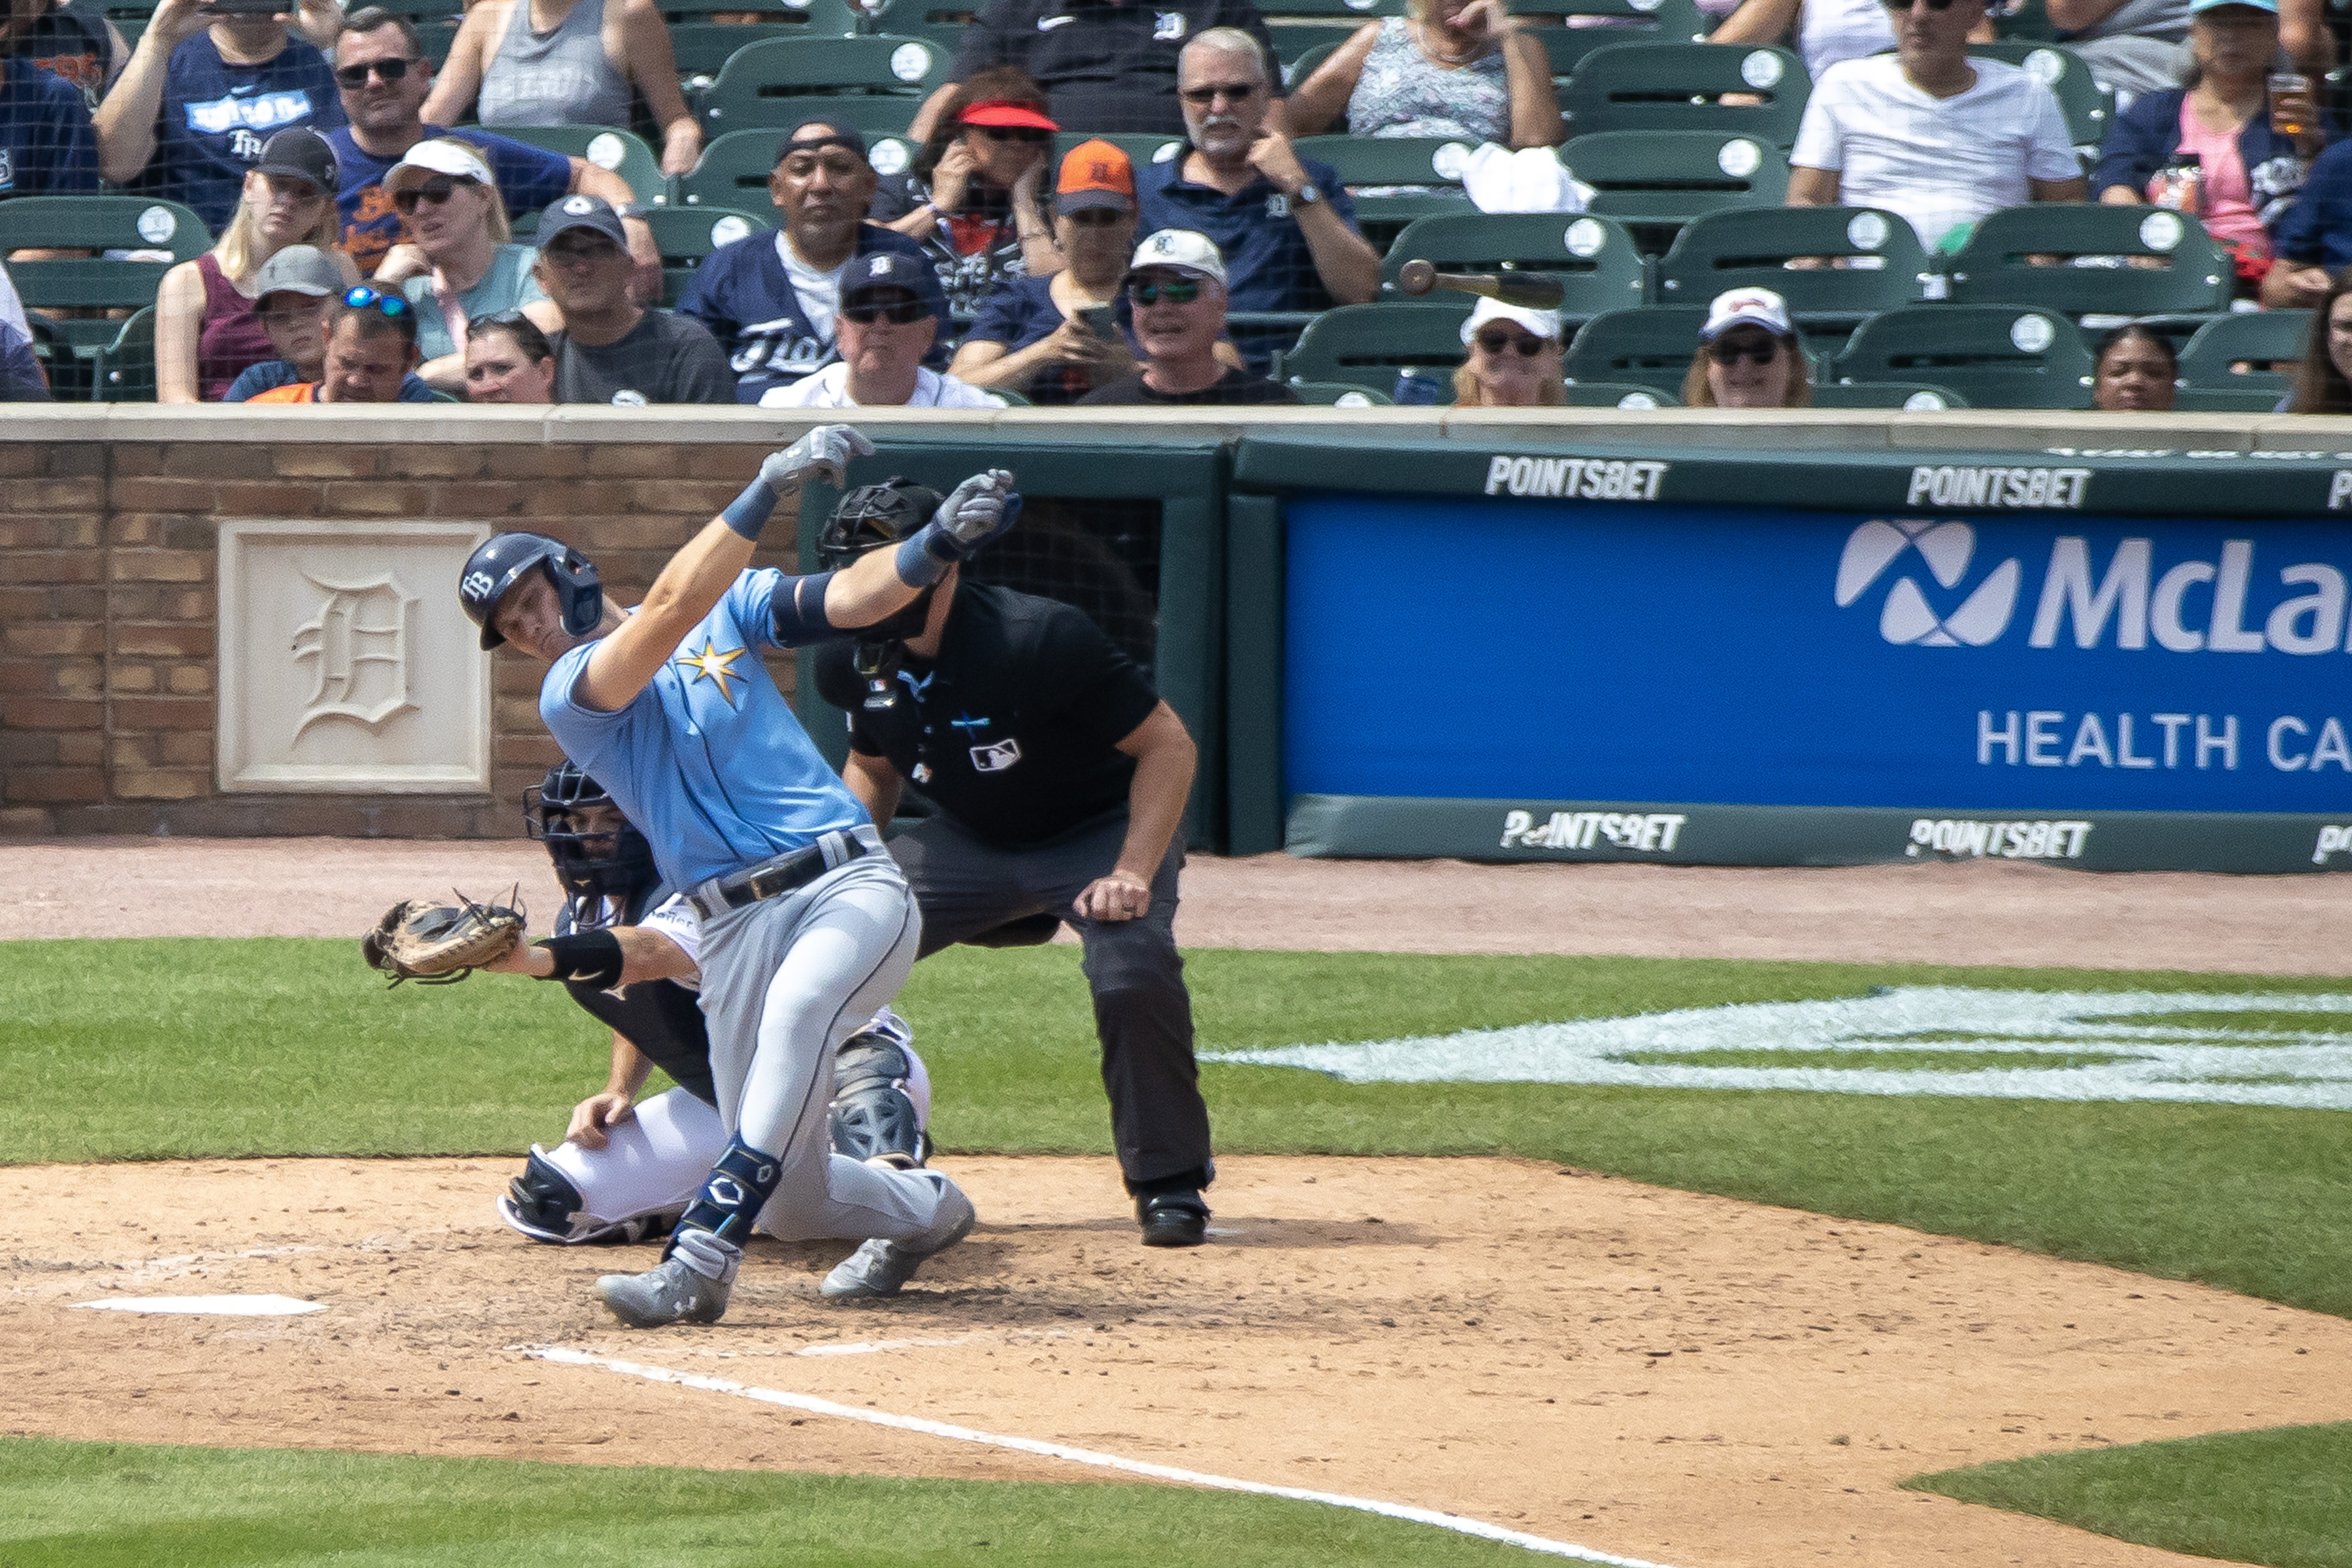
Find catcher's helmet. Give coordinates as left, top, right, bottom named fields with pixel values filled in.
left=525, top=760, right=658, bottom=905
left=460, top=532, right=602, bottom=651
left=818, top=478, right=947, bottom=649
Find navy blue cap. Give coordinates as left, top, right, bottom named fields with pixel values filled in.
left=779, top=118, right=870, bottom=163
left=841, top=250, right=947, bottom=322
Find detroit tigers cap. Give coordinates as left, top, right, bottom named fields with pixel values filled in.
left=1124, top=228, right=1226, bottom=287
left=536, top=193, right=630, bottom=252
left=840, top=249, right=948, bottom=321
left=1056, top=138, right=1135, bottom=214
left=1701, top=286, right=1795, bottom=342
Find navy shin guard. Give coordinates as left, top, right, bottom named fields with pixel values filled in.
left=672, top=1134, right=783, bottom=1247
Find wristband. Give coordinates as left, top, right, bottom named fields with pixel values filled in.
left=721, top=476, right=779, bottom=542
left=535, top=931, right=624, bottom=988
left=894, top=521, right=963, bottom=587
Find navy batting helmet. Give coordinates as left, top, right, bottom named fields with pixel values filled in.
left=525, top=760, right=658, bottom=906
left=460, top=532, right=602, bottom=651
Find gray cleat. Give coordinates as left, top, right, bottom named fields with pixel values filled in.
left=596, top=1228, right=739, bottom=1328
left=820, top=1174, right=977, bottom=1300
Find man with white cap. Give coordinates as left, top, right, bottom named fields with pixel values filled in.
left=765, top=252, right=1004, bottom=408
left=224, top=244, right=441, bottom=402
left=1682, top=286, right=1811, bottom=409
left=1079, top=229, right=1300, bottom=404
left=1452, top=296, right=1565, bottom=408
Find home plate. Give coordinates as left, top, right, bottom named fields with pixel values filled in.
left=74, top=1294, right=324, bottom=1316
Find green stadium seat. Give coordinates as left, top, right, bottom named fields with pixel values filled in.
left=1086, top=133, right=1189, bottom=172
left=678, top=126, right=919, bottom=206
left=1655, top=205, right=1931, bottom=325
left=495, top=125, right=669, bottom=206
left=1270, top=24, right=1355, bottom=69
left=1281, top=37, right=1343, bottom=88
left=2172, top=309, right=2306, bottom=412
left=664, top=0, right=862, bottom=24
left=1288, top=380, right=1395, bottom=404
left=1379, top=212, right=1648, bottom=321
left=1833, top=304, right=2093, bottom=408
left=1942, top=204, right=2230, bottom=316
left=1518, top=0, right=1708, bottom=78
left=668, top=22, right=816, bottom=81
left=22, top=313, right=85, bottom=400
left=1966, top=44, right=2109, bottom=150
left=1560, top=42, right=1808, bottom=144
left=0, top=196, right=208, bottom=361
left=1561, top=378, right=1678, bottom=406
left=1275, top=299, right=1473, bottom=384
left=1561, top=304, right=1704, bottom=386
left=1989, top=0, right=2058, bottom=41
left=1808, top=380, right=1970, bottom=409
left=640, top=205, right=773, bottom=304
left=1558, top=129, right=1789, bottom=227
left=92, top=305, right=156, bottom=403
left=1292, top=133, right=1480, bottom=248
left=698, top=35, right=947, bottom=135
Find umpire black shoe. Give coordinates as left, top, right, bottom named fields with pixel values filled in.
left=1137, top=1191, right=1210, bottom=1248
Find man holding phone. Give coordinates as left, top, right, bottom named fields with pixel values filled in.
left=765, top=251, right=1003, bottom=408
left=90, top=0, right=344, bottom=232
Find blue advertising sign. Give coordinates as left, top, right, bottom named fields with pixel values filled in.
left=1284, top=495, right=2352, bottom=815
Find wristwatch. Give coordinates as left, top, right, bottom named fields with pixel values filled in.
left=1293, top=182, right=1324, bottom=207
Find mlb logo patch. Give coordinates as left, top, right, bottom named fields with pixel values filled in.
left=970, top=738, right=1022, bottom=773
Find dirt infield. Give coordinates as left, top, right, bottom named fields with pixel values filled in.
left=10, top=839, right=2351, bottom=1566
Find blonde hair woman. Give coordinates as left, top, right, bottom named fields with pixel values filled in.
left=1681, top=286, right=1812, bottom=408
left=1451, top=297, right=1565, bottom=406
left=1284, top=0, right=1561, bottom=147
left=154, top=127, right=355, bottom=402
left=370, top=137, right=562, bottom=393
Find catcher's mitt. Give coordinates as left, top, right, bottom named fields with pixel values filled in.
left=362, top=888, right=527, bottom=986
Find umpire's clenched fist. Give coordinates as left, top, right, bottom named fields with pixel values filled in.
left=1075, top=867, right=1154, bottom=923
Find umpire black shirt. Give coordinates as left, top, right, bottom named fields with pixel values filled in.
left=949, top=0, right=1277, bottom=136
left=816, top=581, right=1161, bottom=849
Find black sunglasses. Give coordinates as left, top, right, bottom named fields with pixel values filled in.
left=1878, top=0, right=1958, bottom=12
left=842, top=299, right=930, bottom=325
left=1474, top=331, right=1546, bottom=357
left=1066, top=208, right=1126, bottom=226
left=1707, top=337, right=1781, bottom=365
left=974, top=125, right=1051, bottom=143
left=341, top=284, right=410, bottom=319
left=1179, top=81, right=1262, bottom=105
left=392, top=174, right=478, bottom=212
left=1129, top=277, right=1201, bottom=304
left=334, top=56, right=416, bottom=88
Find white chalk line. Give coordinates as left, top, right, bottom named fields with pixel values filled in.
left=523, top=1345, right=1686, bottom=1567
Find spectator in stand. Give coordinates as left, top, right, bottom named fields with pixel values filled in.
left=1713, top=0, right=1891, bottom=78
left=10, top=0, right=131, bottom=112
left=1283, top=0, right=1561, bottom=148
left=1080, top=228, right=1299, bottom=403
left=2045, top=0, right=2194, bottom=98
left=225, top=246, right=440, bottom=400
left=463, top=308, right=557, bottom=400
left=953, top=137, right=1140, bottom=403
left=676, top=119, right=941, bottom=404
left=324, top=7, right=658, bottom=291
left=2099, top=0, right=2315, bottom=297
left=1, top=33, right=99, bottom=197
left=155, top=127, right=352, bottom=402
left=368, top=138, right=561, bottom=393
left=1787, top=0, right=2085, bottom=253
left=909, top=0, right=1278, bottom=140
left=872, top=69, right=1064, bottom=318
left=245, top=284, right=427, bottom=401
left=1137, top=29, right=1379, bottom=368
left=2089, top=323, right=2178, bottom=410
left=419, top=0, right=701, bottom=179
left=766, top=252, right=1004, bottom=407
left=91, top=0, right=343, bottom=233
left=0, top=314, right=47, bottom=399
left=1451, top=297, right=1563, bottom=406
left=532, top=193, right=730, bottom=404
left=1680, top=286, right=1812, bottom=408
left=2282, top=270, right=2352, bottom=411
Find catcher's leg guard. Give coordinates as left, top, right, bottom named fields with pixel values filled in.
left=502, top=1149, right=587, bottom=1244
left=830, top=1026, right=930, bottom=1170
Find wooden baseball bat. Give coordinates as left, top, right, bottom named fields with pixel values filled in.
left=1395, top=259, right=1565, bottom=310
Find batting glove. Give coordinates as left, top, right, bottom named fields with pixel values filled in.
left=763, top=424, right=876, bottom=494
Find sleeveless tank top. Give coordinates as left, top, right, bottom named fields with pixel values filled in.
left=1345, top=16, right=1511, bottom=144
left=195, top=253, right=277, bottom=403
left=477, top=0, right=633, bottom=130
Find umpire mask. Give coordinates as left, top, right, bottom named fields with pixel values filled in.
left=817, top=477, right=947, bottom=711
left=525, top=760, right=659, bottom=911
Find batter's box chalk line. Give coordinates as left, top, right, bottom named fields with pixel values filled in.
left=522, top=1345, right=1686, bottom=1566
left=74, top=1294, right=325, bottom=1316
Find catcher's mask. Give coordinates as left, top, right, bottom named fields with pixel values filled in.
left=525, top=760, right=657, bottom=909
left=817, top=477, right=945, bottom=711
left=461, top=531, right=604, bottom=653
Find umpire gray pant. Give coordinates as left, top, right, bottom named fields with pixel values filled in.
left=889, top=809, right=1213, bottom=1194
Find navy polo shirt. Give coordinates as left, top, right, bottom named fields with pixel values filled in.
left=2272, top=139, right=2352, bottom=272
left=137, top=31, right=344, bottom=234
left=0, top=54, right=99, bottom=199
left=1134, top=146, right=1358, bottom=315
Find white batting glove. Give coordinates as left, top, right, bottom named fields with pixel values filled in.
left=932, top=468, right=1019, bottom=553
left=762, top=424, right=875, bottom=494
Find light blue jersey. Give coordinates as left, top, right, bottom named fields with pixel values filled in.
left=542, top=568, right=869, bottom=890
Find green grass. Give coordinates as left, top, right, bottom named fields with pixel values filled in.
left=1607, top=1047, right=2134, bottom=1072
left=1908, top=1423, right=2352, bottom=1568
left=0, top=1435, right=1533, bottom=1567
left=7, top=941, right=2352, bottom=1318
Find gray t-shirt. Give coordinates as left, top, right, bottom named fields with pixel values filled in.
left=551, top=308, right=734, bottom=405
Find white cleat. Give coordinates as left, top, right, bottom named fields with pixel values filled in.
left=820, top=1174, right=977, bottom=1300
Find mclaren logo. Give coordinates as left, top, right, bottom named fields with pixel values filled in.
left=1835, top=520, right=2023, bottom=647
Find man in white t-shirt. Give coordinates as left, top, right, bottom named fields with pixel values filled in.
left=1788, top=0, right=2087, bottom=252
left=764, top=250, right=1005, bottom=409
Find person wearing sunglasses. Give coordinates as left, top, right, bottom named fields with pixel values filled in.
left=372, top=137, right=561, bottom=394
left=953, top=138, right=1143, bottom=403
left=323, top=7, right=657, bottom=291
left=531, top=192, right=732, bottom=405
left=154, top=126, right=354, bottom=402
left=1451, top=297, right=1565, bottom=408
left=227, top=250, right=442, bottom=400
left=764, top=252, right=1003, bottom=408
left=88, top=0, right=343, bottom=234
left=1680, top=286, right=1812, bottom=410
left=875, top=70, right=1066, bottom=317
left=1786, top=0, right=2085, bottom=254
left=243, top=284, right=429, bottom=402
left=1135, top=28, right=1380, bottom=372
left=1080, top=228, right=1299, bottom=404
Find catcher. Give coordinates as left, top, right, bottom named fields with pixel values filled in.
left=364, top=760, right=934, bottom=1247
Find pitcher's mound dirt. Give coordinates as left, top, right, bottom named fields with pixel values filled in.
left=7, top=1154, right=2343, bottom=1568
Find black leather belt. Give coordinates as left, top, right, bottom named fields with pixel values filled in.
left=687, top=826, right=883, bottom=921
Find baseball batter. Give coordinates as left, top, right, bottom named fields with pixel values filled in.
left=489, top=761, right=935, bottom=1248
left=457, top=423, right=1016, bottom=1328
